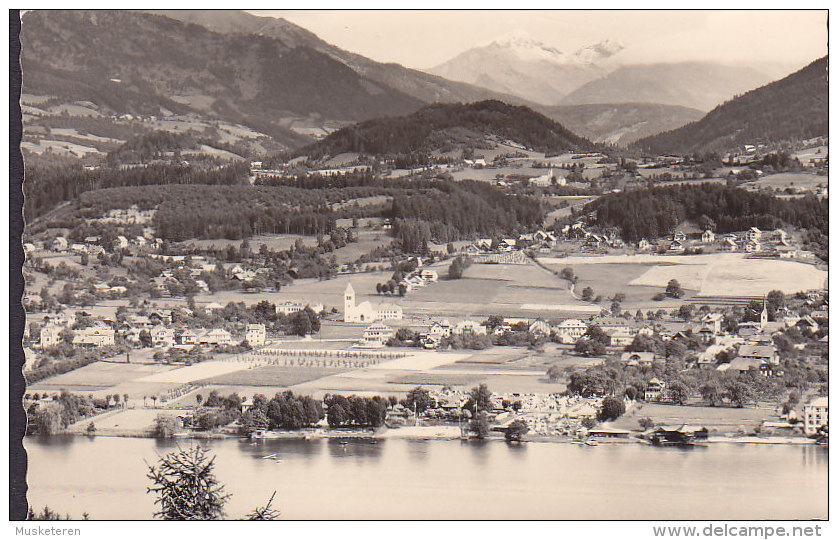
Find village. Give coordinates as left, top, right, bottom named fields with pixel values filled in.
left=21, top=201, right=829, bottom=446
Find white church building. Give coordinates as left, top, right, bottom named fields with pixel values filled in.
left=344, top=283, right=403, bottom=323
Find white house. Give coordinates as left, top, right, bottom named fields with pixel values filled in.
left=803, top=397, right=828, bottom=436
left=428, top=320, right=452, bottom=339
left=276, top=302, right=305, bottom=316
left=362, top=323, right=394, bottom=347
left=246, top=323, right=266, bottom=347
left=553, top=319, right=588, bottom=344
left=746, top=227, right=762, bottom=243
left=644, top=378, right=666, bottom=402
left=701, top=230, right=715, bottom=244
left=40, top=323, right=64, bottom=349
left=151, top=325, right=175, bottom=348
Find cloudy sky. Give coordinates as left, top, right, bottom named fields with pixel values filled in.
left=252, top=10, right=827, bottom=72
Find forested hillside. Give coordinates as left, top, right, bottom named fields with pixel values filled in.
left=43, top=177, right=543, bottom=247
left=21, top=10, right=423, bottom=145
left=635, top=57, right=828, bottom=154
left=24, top=162, right=250, bottom=222
left=585, top=183, right=828, bottom=244
left=288, top=100, right=595, bottom=160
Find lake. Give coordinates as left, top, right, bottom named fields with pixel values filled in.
left=25, top=435, right=828, bottom=520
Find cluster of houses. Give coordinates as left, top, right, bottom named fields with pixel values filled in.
left=397, top=264, right=439, bottom=293
left=43, top=232, right=162, bottom=256
left=659, top=227, right=795, bottom=255
left=461, top=230, right=559, bottom=257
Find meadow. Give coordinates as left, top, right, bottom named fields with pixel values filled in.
left=743, top=172, right=826, bottom=191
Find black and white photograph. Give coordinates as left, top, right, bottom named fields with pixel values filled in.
left=8, top=5, right=830, bottom=525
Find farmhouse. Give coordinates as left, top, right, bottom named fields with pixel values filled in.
left=454, top=320, right=488, bottom=336
left=745, top=227, right=762, bottom=243
left=721, top=236, right=738, bottom=251
left=151, top=325, right=175, bottom=347
left=737, top=344, right=779, bottom=365
left=177, top=329, right=199, bottom=345
left=528, top=319, right=552, bottom=336
left=621, top=352, right=656, bottom=367
left=52, top=237, right=68, bottom=251
left=667, top=240, right=685, bottom=253
left=644, top=378, right=666, bottom=402
left=202, top=328, right=233, bottom=346
left=72, top=323, right=115, bottom=347
left=344, top=283, right=403, bottom=323
left=606, top=327, right=636, bottom=347
left=428, top=320, right=452, bottom=339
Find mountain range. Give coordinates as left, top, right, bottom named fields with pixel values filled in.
left=428, top=31, right=621, bottom=105
left=635, top=56, right=828, bottom=155
left=19, top=10, right=825, bottom=156
left=429, top=30, right=778, bottom=111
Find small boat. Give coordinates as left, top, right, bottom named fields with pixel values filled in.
left=262, top=453, right=277, bottom=460
left=584, top=440, right=598, bottom=446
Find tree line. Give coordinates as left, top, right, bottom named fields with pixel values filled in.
left=586, top=183, right=828, bottom=243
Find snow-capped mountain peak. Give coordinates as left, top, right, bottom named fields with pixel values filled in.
left=487, top=30, right=568, bottom=64
left=574, top=38, right=625, bottom=64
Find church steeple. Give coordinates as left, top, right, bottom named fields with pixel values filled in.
left=760, top=296, right=768, bottom=329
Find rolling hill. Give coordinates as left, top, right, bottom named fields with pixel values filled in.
left=634, top=57, right=828, bottom=155
left=560, top=62, right=774, bottom=111
left=289, top=100, right=596, bottom=160
left=148, top=10, right=535, bottom=108
left=538, top=103, right=704, bottom=146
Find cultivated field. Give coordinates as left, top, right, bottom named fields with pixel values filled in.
left=28, top=362, right=175, bottom=393
left=539, top=253, right=827, bottom=298
left=196, top=365, right=345, bottom=387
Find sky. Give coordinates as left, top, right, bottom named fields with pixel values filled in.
left=251, top=10, right=827, bottom=72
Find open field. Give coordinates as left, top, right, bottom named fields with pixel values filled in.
left=792, top=145, right=828, bottom=163
left=27, top=362, right=175, bottom=391
left=196, top=365, right=345, bottom=387
left=135, top=358, right=261, bottom=384
left=195, top=262, right=597, bottom=318
left=71, top=408, right=189, bottom=433
left=540, top=253, right=827, bottom=297
left=742, top=173, right=826, bottom=191
left=330, top=229, right=392, bottom=264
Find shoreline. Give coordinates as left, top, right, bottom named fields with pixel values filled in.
left=39, top=425, right=823, bottom=446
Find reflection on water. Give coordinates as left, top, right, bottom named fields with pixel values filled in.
left=24, top=436, right=828, bottom=520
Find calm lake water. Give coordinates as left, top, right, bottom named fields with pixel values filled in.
left=25, top=435, right=827, bottom=520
